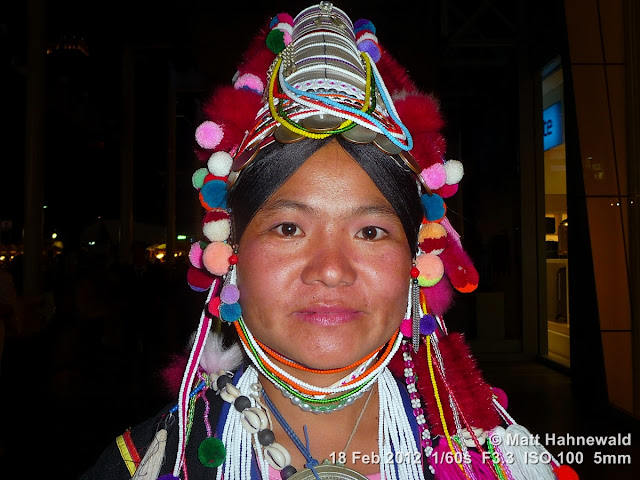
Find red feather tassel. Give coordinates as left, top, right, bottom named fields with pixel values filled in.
left=376, top=46, right=417, bottom=94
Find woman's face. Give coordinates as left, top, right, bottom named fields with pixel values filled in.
left=236, top=141, right=412, bottom=370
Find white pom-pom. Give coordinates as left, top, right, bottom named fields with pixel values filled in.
left=444, top=159, right=464, bottom=185
left=203, top=218, right=231, bottom=242
left=274, top=22, right=293, bottom=36
left=207, top=151, right=233, bottom=177
left=356, top=32, right=379, bottom=45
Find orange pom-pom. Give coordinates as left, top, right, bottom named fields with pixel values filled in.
left=202, top=242, right=233, bottom=276
left=415, top=253, right=444, bottom=287
left=553, top=464, right=579, bottom=480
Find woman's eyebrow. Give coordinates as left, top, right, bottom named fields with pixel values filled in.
left=259, top=198, right=398, bottom=220
left=350, top=204, right=398, bottom=219
left=258, top=198, right=316, bottom=215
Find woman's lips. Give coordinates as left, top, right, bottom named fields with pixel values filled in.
left=294, top=307, right=362, bottom=325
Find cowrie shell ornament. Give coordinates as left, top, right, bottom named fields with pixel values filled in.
left=241, top=407, right=269, bottom=434
left=220, top=383, right=241, bottom=403
left=264, top=442, right=292, bottom=470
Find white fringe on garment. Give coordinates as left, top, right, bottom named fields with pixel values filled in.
left=217, top=366, right=260, bottom=480
left=378, top=367, right=426, bottom=480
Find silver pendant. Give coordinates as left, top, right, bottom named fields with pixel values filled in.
left=288, top=463, right=370, bottom=480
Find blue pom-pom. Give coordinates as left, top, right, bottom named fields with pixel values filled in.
left=354, top=20, right=376, bottom=34
left=420, top=314, right=437, bottom=335
left=420, top=193, right=445, bottom=221
left=158, top=475, right=181, bottom=480
left=270, top=16, right=279, bottom=28
left=220, top=302, right=242, bottom=322
left=201, top=180, right=228, bottom=210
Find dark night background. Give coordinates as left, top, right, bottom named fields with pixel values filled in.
left=0, top=1, right=585, bottom=478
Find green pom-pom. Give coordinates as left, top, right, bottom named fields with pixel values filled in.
left=198, top=437, right=226, bottom=468
left=266, top=29, right=286, bottom=54
left=192, top=167, right=208, bottom=189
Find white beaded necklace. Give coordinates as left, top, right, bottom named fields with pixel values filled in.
left=217, top=365, right=426, bottom=480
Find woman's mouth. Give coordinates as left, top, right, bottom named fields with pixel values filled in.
left=294, top=306, right=362, bottom=325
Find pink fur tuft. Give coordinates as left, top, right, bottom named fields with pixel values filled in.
left=160, top=353, right=189, bottom=396
left=159, top=334, right=244, bottom=396
left=421, top=278, right=455, bottom=317
left=197, top=332, right=243, bottom=375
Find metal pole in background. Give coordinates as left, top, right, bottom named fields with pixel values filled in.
left=23, top=0, right=46, bottom=305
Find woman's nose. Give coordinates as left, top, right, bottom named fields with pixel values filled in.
left=300, top=238, right=357, bottom=287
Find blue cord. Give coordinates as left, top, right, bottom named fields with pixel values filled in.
left=262, top=389, right=322, bottom=480
left=279, top=68, right=413, bottom=152
left=168, top=380, right=206, bottom=414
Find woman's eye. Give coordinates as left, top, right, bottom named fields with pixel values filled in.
left=274, top=223, right=302, bottom=237
left=357, top=226, right=387, bottom=240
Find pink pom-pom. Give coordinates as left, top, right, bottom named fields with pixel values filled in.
left=208, top=296, right=221, bottom=317
left=202, top=242, right=233, bottom=276
left=492, top=387, right=508, bottom=409
left=277, top=13, right=293, bottom=26
left=283, top=31, right=292, bottom=46
left=189, top=242, right=204, bottom=269
left=234, top=73, right=264, bottom=95
left=420, top=163, right=447, bottom=190
left=400, top=318, right=412, bottom=337
left=435, top=183, right=459, bottom=198
left=415, top=253, right=445, bottom=287
left=195, top=121, right=224, bottom=150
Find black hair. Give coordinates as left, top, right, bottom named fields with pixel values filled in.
left=227, top=136, right=424, bottom=253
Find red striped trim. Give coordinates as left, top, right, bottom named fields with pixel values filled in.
left=122, top=429, right=141, bottom=466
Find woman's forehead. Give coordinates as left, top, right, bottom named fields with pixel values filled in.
left=264, top=142, right=392, bottom=209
